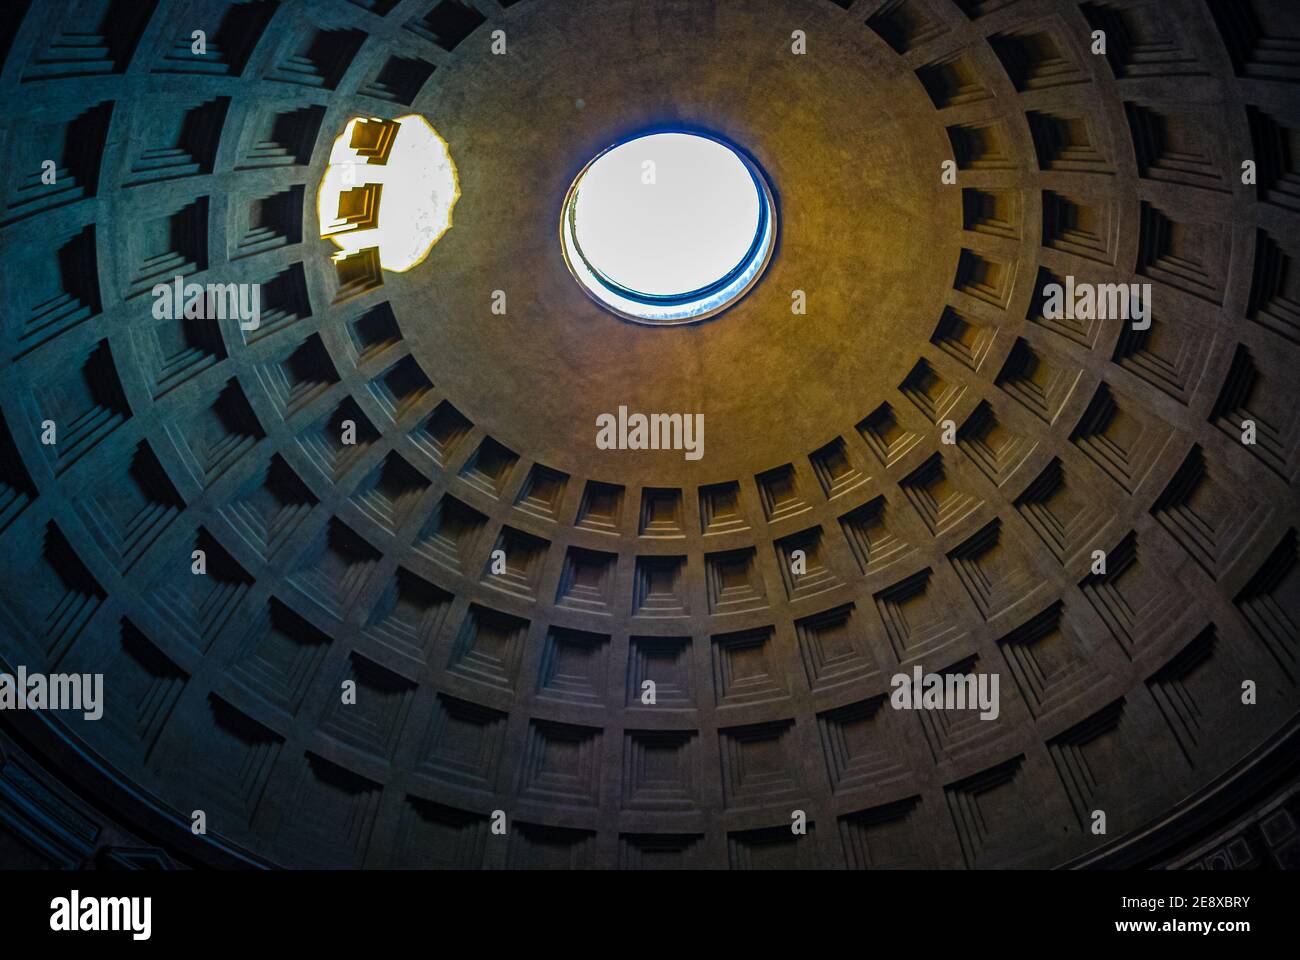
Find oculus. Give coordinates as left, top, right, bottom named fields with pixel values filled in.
left=561, top=130, right=776, bottom=325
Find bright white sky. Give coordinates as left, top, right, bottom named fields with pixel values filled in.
left=572, top=133, right=761, bottom=297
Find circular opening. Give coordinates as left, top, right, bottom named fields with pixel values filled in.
left=561, top=131, right=776, bottom=325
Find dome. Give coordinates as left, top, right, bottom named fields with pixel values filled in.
left=0, top=0, right=1298, bottom=872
